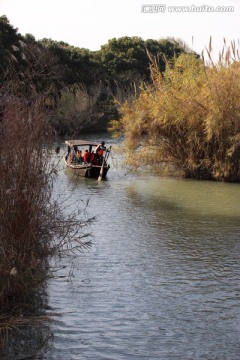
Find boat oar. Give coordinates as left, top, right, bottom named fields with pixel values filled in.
left=98, top=159, right=105, bottom=182
left=98, top=146, right=111, bottom=182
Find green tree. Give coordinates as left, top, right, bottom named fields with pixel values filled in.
left=0, top=18, right=63, bottom=104
left=98, top=36, right=190, bottom=78
left=0, top=15, right=26, bottom=81
left=41, top=39, right=104, bottom=86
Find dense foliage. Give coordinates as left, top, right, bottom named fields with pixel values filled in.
left=110, top=51, right=240, bottom=182
left=0, top=16, right=25, bottom=81
left=0, top=16, right=190, bottom=134
left=0, top=16, right=62, bottom=100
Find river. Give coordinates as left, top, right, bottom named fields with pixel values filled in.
left=2, top=133, right=240, bottom=359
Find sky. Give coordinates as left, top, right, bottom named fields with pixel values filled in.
left=1, top=0, right=239, bottom=60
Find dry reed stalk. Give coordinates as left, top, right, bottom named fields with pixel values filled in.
left=110, top=38, right=240, bottom=181
left=0, top=47, right=93, bottom=354
left=0, top=311, right=60, bottom=351
left=0, top=76, right=91, bottom=307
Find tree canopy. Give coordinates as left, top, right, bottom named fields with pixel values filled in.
left=1, top=16, right=196, bottom=134
left=0, top=15, right=25, bottom=81
left=97, top=36, right=191, bottom=78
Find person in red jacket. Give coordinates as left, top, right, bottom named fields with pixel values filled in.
left=95, top=141, right=106, bottom=157
left=83, top=149, right=90, bottom=162
left=89, top=151, right=96, bottom=164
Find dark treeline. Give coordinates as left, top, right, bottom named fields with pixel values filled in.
left=0, top=15, right=197, bottom=135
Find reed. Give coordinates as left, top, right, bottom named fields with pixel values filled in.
left=0, top=79, right=91, bottom=308
left=0, top=46, right=93, bottom=353
left=110, top=40, right=240, bottom=181
left=53, top=83, right=109, bottom=134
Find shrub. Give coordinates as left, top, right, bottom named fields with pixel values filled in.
left=0, top=83, right=91, bottom=307
left=110, top=45, right=240, bottom=181
left=52, top=84, right=109, bottom=134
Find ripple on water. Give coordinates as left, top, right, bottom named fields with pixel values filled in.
left=43, top=140, right=240, bottom=359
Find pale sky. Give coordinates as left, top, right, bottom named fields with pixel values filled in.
left=1, top=0, right=239, bottom=60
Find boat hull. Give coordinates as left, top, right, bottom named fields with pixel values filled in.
left=65, top=161, right=110, bottom=179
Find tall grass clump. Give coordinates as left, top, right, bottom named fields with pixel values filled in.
left=52, top=83, right=114, bottom=134
left=110, top=40, right=240, bottom=181
left=0, top=80, right=91, bottom=308
left=0, top=29, right=92, bottom=352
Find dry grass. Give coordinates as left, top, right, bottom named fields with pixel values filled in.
left=0, top=311, right=57, bottom=350
left=0, top=81, right=92, bottom=307
left=110, top=39, right=240, bottom=181
left=0, top=50, right=93, bottom=353
left=0, top=84, right=92, bottom=351
left=52, top=84, right=106, bottom=134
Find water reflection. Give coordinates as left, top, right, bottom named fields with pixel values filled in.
left=0, top=291, right=53, bottom=359
left=3, top=133, right=240, bottom=359
left=45, top=146, right=240, bottom=360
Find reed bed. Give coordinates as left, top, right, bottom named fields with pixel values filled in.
left=0, top=82, right=91, bottom=306
left=0, top=85, right=92, bottom=350
left=110, top=39, right=240, bottom=181
left=0, top=51, right=93, bottom=352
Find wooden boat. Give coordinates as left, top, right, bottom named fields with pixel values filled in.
left=64, top=140, right=111, bottom=179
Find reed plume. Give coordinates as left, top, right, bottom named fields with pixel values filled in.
left=110, top=39, right=240, bottom=181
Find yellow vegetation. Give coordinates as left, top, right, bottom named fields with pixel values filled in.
left=110, top=46, right=240, bottom=181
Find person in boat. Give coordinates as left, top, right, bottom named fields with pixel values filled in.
left=83, top=149, right=90, bottom=163
left=95, top=141, right=106, bottom=157
left=89, top=151, right=96, bottom=164
left=95, top=141, right=106, bottom=165
left=95, top=141, right=106, bottom=162
left=73, top=145, right=85, bottom=163
left=71, top=147, right=78, bottom=163
left=76, top=149, right=83, bottom=163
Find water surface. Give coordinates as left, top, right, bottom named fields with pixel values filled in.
left=2, top=134, right=240, bottom=359
left=46, top=135, right=240, bottom=359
